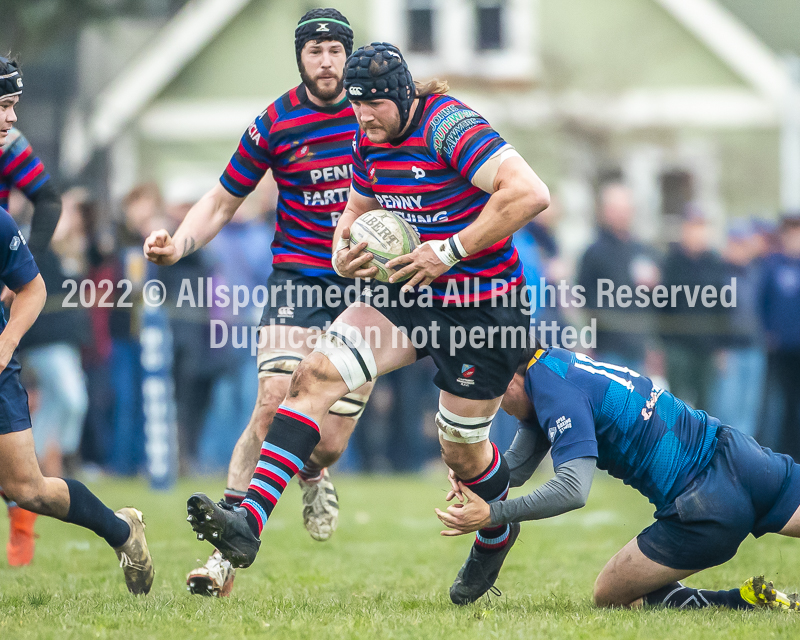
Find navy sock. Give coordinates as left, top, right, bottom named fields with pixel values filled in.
left=645, top=582, right=753, bottom=609
left=0, top=487, right=14, bottom=507
left=241, top=406, right=321, bottom=537
left=64, top=479, right=131, bottom=548
left=462, top=443, right=511, bottom=554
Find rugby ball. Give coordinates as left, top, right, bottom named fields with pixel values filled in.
left=349, top=209, right=421, bottom=282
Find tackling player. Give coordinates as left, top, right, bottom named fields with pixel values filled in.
left=1, top=54, right=68, bottom=566
left=0, top=55, right=153, bottom=592
left=184, top=43, right=551, bottom=600
left=143, top=9, right=374, bottom=597
left=436, top=345, right=800, bottom=609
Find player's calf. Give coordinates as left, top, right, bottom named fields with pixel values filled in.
left=439, top=406, right=511, bottom=556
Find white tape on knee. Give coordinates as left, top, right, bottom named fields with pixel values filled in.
left=435, top=403, right=495, bottom=444
left=329, top=389, right=371, bottom=420
left=257, top=349, right=304, bottom=379
left=313, top=321, right=378, bottom=392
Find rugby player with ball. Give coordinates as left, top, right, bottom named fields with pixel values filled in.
left=145, top=8, right=376, bottom=597
left=185, top=42, right=551, bottom=605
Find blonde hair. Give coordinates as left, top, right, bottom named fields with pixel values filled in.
left=414, top=78, right=449, bottom=97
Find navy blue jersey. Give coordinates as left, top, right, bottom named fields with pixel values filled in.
left=522, top=347, right=718, bottom=509
left=0, top=206, right=39, bottom=377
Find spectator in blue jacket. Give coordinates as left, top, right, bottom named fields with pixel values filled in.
left=757, top=213, right=800, bottom=459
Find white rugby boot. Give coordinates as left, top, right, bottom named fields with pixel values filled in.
left=298, top=468, right=339, bottom=542
left=187, top=549, right=235, bottom=597
left=114, top=507, right=154, bottom=595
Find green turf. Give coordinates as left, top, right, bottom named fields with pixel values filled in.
left=0, top=470, right=798, bottom=639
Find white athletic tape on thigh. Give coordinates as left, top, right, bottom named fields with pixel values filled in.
left=329, top=389, right=371, bottom=420
left=435, top=403, right=496, bottom=443
left=314, top=321, right=378, bottom=392
left=257, top=349, right=304, bottom=378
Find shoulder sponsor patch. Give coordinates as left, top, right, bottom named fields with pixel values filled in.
left=428, top=103, right=484, bottom=158
left=248, top=121, right=262, bottom=145
left=548, top=415, right=573, bottom=441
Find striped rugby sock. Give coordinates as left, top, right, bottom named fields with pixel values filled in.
left=463, top=443, right=511, bottom=554
left=241, top=406, right=321, bottom=536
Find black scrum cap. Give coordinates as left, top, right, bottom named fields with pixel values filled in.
left=344, top=43, right=415, bottom=127
left=295, top=8, right=354, bottom=66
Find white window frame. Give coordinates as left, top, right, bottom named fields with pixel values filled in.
left=371, top=0, right=539, bottom=82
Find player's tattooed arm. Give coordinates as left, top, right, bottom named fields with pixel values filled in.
left=145, top=183, right=243, bottom=265
left=181, top=236, right=197, bottom=258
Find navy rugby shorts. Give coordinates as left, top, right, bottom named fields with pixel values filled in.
left=359, top=280, right=529, bottom=400
left=258, top=267, right=359, bottom=330
left=0, top=363, right=32, bottom=436
left=637, top=426, right=800, bottom=571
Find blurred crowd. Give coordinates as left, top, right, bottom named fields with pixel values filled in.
left=6, top=179, right=800, bottom=477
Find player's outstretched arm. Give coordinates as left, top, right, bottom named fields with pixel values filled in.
left=436, top=457, right=596, bottom=534
left=0, top=273, right=45, bottom=372
left=505, top=426, right=552, bottom=488
left=331, top=188, right=381, bottom=279
left=459, top=156, right=550, bottom=255
left=144, top=183, right=244, bottom=266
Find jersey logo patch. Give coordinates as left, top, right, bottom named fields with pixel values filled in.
left=457, top=364, right=476, bottom=387
left=411, top=165, right=425, bottom=179
left=248, top=122, right=261, bottom=145
left=641, top=387, right=664, bottom=421
left=9, top=235, right=20, bottom=251
left=429, top=104, right=483, bottom=158
left=548, top=415, right=572, bottom=441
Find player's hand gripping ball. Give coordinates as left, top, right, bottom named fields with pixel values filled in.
left=349, top=209, right=420, bottom=282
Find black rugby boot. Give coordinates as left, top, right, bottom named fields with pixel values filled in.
left=449, top=522, right=520, bottom=605
left=186, top=493, right=261, bottom=568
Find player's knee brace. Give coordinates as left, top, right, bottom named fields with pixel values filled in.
left=329, top=389, right=371, bottom=420
left=435, top=403, right=496, bottom=444
left=313, top=321, right=377, bottom=392
left=257, top=349, right=305, bottom=379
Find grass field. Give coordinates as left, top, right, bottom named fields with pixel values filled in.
left=1, top=470, right=799, bottom=639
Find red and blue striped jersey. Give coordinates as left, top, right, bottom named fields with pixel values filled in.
left=351, top=94, right=522, bottom=302
left=220, top=84, right=357, bottom=276
left=0, top=129, right=50, bottom=211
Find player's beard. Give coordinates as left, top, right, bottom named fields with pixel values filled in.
left=300, top=63, right=344, bottom=103
left=362, top=112, right=402, bottom=143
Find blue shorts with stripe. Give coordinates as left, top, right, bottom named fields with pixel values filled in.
left=637, top=426, right=800, bottom=571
